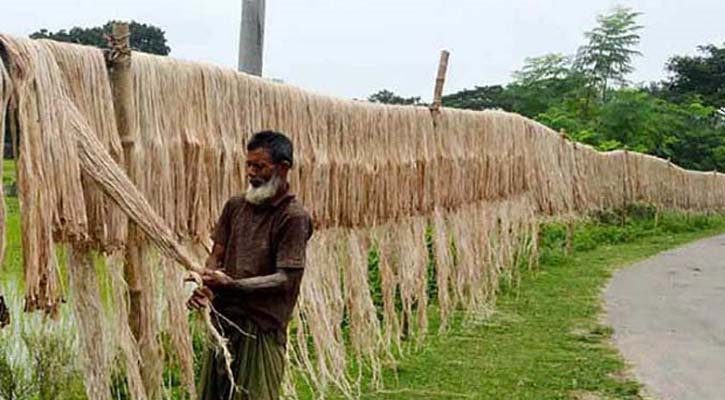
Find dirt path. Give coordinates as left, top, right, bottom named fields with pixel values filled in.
left=604, top=234, right=725, bottom=400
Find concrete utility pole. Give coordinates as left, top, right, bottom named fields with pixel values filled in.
left=238, top=0, right=266, bottom=76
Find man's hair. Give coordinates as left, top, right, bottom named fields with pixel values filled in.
left=246, top=131, right=294, bottom=167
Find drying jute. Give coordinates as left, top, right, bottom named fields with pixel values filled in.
left=1, top=35, right=725, bottom=399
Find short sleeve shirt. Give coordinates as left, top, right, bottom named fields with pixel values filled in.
left=210, top=191, right=313, bottom=333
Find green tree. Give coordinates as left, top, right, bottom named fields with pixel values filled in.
left=440, top=55, right=585, bottom=118
left=664, top=43, right=725, bottom=109
left=507, top=53, right=587, bottom=117
left=441, top=85, right=513, bottom=111
left=367, top=89, right=423, bottom=106
left=30, top=20, right=171, bottom=55
left=574, top=7, right=643, bottom=102
left=512, top=53, right=572, bottom=85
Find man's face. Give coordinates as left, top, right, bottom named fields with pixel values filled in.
left=245, top=148, right=278, bottom=188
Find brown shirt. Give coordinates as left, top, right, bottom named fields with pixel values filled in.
left=211, top=190, right=313, bottom=333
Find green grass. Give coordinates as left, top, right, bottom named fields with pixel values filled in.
left=3, top=159, right=15, bottom=185
left=1, top=196, right=21, bottom=284
left=352, top=211, right=725, bottom=400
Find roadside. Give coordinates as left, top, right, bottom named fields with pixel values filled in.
left=353, top=211, right=725, bottom=399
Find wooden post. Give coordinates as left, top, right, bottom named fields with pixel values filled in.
left=108, top=22, right=142, bottom=340
left=565, top=220, right=574, bottom=255
left=654, top=206, right=660, bottom=229
left=108, top=23, right=163, bottom=399
left=621, top=147, right=629, bottom=227
left=431, top=50, right=450, bottom=112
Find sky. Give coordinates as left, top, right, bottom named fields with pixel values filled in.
left=2, top=0, right=724, bottom=101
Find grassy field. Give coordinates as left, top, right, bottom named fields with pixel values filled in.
left=353, top=212, right=725, bottom=400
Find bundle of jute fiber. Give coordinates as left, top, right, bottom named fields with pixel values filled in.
left=291, top=229, right=352, bottom=398
left=0, top=35, right=233, bottom=399
left=1, top=37, right=76, bottom=315
left=106, top=255, right=148, bottom=400
left=129, top=51, right=559, bottom=230
left=67, top=247, right=112, bottom=400
left=44, top=40, right=128, bottom=252
left=0, top=35, right=203, bottom=276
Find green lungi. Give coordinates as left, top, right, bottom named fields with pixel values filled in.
left=199, top=317, right=286, bottom=400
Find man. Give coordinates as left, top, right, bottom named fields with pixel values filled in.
left=188, top=131, right=313, bottom=400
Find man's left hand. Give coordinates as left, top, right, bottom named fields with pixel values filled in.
left=202, top=269, right=234, bottom=289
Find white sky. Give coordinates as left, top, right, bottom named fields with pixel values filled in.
left=2, top=0, right=724, bottom=100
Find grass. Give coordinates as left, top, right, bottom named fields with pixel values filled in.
left=352, top=210, right=725, bottom=400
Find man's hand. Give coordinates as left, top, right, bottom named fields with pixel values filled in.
left=202, top=269, right=234, bottom=289
left=186, top=286, right=214, bottom=311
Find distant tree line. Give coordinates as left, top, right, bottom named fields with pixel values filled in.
left=30, top=20, right=171, bottom=55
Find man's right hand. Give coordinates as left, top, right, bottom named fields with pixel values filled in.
left=187, top=286, right=214, bottom=311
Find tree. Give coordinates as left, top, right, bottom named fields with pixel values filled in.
left=440, top=55, right=584, bottom=117
left=507, top=53, right=588, bottom=118
left=367, top=89, right=423, bottom=106
left=30, top=20, right=171, bottom=55
left=664, top=43, right=725, bottom=110
left=574, top=7, right=643, bottom=102
left=442, top=85, right=513, bottom=111
left=512, top=53, right=572, bottom=85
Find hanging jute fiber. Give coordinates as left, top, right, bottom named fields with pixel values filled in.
left=2, top=34, right=725, bottom=399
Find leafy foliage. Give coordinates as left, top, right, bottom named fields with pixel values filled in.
left=574, top=7, right=643, bottom=101
left=442, top=85, right=511, bottom=111
left=0, top=325, right=86, bottom=400
left=663, top=43, right=725, bottom=110
left=30, top=20, right=171, bottom=55
left=367, top=89, right=424, bottom=106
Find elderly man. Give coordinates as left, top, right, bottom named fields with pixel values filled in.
left=188, top=131, right=313, bottom=400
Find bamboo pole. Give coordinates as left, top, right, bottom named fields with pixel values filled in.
left=431, top=50, right=450, bottom=112
left=108, top=21, right=143, bottom=340
left=565, top=220, right=574, bottom=255
left=107, top=23, right=162, bottom=399
left=621, top=148, right=629, bottom=226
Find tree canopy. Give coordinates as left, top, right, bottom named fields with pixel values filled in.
left=367, top=89, right=424, bottom=106
left=30, top=20, right=171, bottom=55
left=663, top=43, right=725, bottom=110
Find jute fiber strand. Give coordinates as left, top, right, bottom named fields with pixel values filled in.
left=106, top=255, right=148, bottom=400
left=3, top=35, right=725, bottom=399
left=67, top=247, right=112, bottom=400
left=0, top=35, right=235, bottom=400
left=0, top=57, right=9, bottom=269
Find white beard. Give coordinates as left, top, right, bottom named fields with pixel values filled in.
left=245, top=175, right=282, bottom=205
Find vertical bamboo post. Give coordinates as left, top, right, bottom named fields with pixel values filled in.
left=431, top=50, right=450, bottom=112
left=108, top=23, right=162, bottom=399
left=623, top=148, right=628, bottom=226
left=108, top=21, right=142, bottom=341
left=565, top=220, right=574, bottom=255
left=559, top=129, right=575, bottom=255
left=654, top=205, right=660, bottom=229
